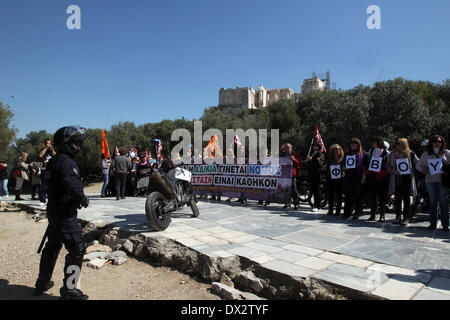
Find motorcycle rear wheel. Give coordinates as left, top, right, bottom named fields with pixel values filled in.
left=296, top=182, right=310, bottom=203
left=145, top=191, right=172, bottom=231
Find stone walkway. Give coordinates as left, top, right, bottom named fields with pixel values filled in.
left=10, top=195, right=450, bottom=300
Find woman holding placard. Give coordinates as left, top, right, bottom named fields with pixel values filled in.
left=363, top=137, right=389, bottom=222
left=416, top=135, right=450, bottom=231
left=343, top=138, right=366, bottom=220
left=326, top=144, right=345, bottom=216
left=387, top=138, right=418, bottom=226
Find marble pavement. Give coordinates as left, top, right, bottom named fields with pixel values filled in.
left=12, top=194, right=450, bottom=300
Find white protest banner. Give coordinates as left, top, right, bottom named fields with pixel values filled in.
left=346, top=155, right=356, bottom=169
left=396, top=158, right=411, bottom=175
left=330, top=165, right=342, bottom=179
left=368, top=156, right=382, bottom=172
left=428, top=158, right=443, bottom=175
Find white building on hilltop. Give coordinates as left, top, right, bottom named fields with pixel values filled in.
left=218, top=71, right=333, bottom=111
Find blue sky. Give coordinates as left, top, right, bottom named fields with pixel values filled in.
left=0, top=0, right=449, bottom=138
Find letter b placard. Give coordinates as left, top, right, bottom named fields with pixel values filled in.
left=368, top=156, right=382, bottom=172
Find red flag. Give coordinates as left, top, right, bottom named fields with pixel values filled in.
left=129, top=145, right=137, bottom=157
left=313, top=125, right=327, bottom=153
left=101, top=130, right=110, bottom=159
left=233, top=135, right=242, bottom=147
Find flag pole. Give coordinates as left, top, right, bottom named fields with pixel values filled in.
left=307, top=136, right=315, bottom=158
left=307, top=125, right=318, bottom=158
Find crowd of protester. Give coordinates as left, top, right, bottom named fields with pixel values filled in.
left=0, top=139, right=55, bottom=205
left=196, top=134, right=450, bottom=232
left=3, top=133, right=449, bottom=232
left=291, top=135, right=448, bottom=231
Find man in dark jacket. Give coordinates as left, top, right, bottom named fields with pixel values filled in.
left=111, top=147, right=132, bottom=200
left=306, top=142, right=326, bottom=212
left=34, top=126, right=90, bottom=300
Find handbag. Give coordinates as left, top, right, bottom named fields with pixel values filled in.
left=442, top=163, right=450, bottom=188
left=21, top=170, right=29, bottom=181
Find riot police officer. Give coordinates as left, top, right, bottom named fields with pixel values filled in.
left=34, top=126, right=90, bottom=300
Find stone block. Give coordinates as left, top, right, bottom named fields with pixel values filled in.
left=228, top=246, right=265, bottom=259
left=251, top=255, right=276, bottom=264
left=282, top=244, right=324, bottom=256
left=212, top=282, right=241, bottom=300
left=122, top=239, right=134, bottom=254
left=241, top=242, right=285, bottom=254
left=313, top=269, right=377, bottom=293
left=367, top=264, right=431, bottom=284
left=220, top=274, right=234, bottom=287
left=113, top=256, right=128, bottom=266
left=319, top=252, right=374, bottom=268
left=261, top=260, right=316, bottom=279
left=87, top=258, right=108, bottom=270
left=295, top=257, right=335, bottom=271
left=268, top=250, right=309, bottom=263
left=106, top=250, right=128, bottom=260
left=371, top=278, right=424, bottom=300
left=85, top=243, right=112, bottom=254
left=413, top=288, right=450, bottom=300
left=83, top=251, right=109, bottom=261
left=237, top=271, right=264, bottom=293
left=229, top=234, right=261, bottom=244
left=239, top=292, right=265, bottom=300
left=192, top=235, right=229, bottom=246
left=328, top=264, right=388, bottom=284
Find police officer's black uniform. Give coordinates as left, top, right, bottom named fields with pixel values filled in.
left=34, top=126, right=90, bottom=300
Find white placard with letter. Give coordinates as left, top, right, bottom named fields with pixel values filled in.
left=368, top=156, right=382, bottom=172
left=396, top=158, right=411, bottom=175
left=345, top=155, right=356, bottom=169
left=428, top=158, right=443, bottom=175
left=330, top=165, right=342, bottom=179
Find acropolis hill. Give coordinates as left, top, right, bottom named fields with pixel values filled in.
left=218, top=71, right=333, bottom=111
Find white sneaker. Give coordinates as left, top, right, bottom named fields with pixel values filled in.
left=38, top=202, right=46, bottom=206
left=312, top=208, right=319, bottom=212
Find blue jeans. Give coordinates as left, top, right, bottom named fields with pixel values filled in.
left=426, top=182, right=449, bottom=228
left=0, top=179, right=8, bottom=196
left=101, top=173, right=109, bottom=196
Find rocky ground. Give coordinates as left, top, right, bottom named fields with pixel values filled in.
left=0, top=201, right=221, bottom=300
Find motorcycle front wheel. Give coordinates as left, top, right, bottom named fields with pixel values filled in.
left=145, top=191, right=172, bottom=231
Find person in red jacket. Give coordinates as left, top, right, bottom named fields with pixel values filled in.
left=281, top=143, right=301, bottom=209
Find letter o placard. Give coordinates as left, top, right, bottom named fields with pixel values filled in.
left=396, top=159, right=411, bottom=175
left=346, top=155, right=356, bottom=169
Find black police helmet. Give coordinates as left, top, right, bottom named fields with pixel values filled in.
left=53, top=125, right=90, bottom=155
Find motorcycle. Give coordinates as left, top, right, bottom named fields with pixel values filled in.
left=295, top=174, right=328, bottom=208
left=145, top=166, right=199, bottom=231
left=411, top=178, right=429, bottom=218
